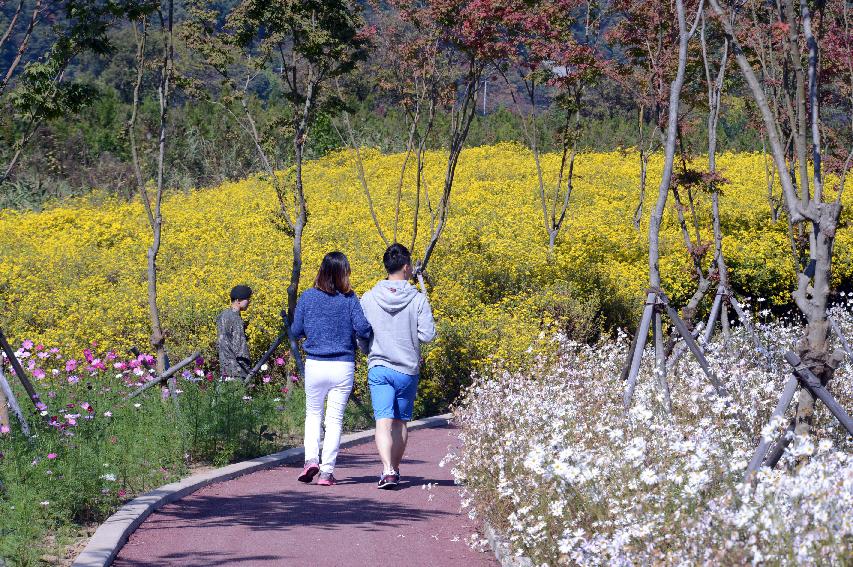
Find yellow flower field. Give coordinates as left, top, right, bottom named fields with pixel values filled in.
left=0, top=143, right=850, bottom=411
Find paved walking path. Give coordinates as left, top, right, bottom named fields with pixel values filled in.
left=113, top=423, right=495, bottom=567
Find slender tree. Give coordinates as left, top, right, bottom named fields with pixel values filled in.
left=708, top=0, right=852, bottom=440
left=336, top=0, right=506, bottom=281
left=495, top=0, right=609, bottom=253
left=1, top=0, right=149, bottom=184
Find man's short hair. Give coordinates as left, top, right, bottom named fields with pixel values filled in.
left=230, top=285, right=253, bottom=301
left=383, top=243, right=412, bottom=274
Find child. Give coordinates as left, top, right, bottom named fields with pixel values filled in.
left=216, top=285, right=253, bottom=380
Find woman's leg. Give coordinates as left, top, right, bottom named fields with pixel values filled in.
left=319, top=361, right=355, bottom=474
left=303, top=359, right=329, bottom=465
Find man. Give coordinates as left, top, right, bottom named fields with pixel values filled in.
left=216, top=284, right=253, bottom=380
left=360, top=243, right=436, bottom=489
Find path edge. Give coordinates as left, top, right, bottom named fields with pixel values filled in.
left=484, top=521, right=534, bottom=567
left=72, top=412, right=453, bottom=567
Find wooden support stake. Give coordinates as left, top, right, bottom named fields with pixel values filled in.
left=0, top=328, right=41, bottom=408
left=744, top=375, right=798, bottom=481
left=0, top=381, right=8, bottom=432
left=658, top=292, right=729, bottom=398
left=620, top=321, right=641, bottom=382
left=128, top=351, right=200, bottom=399
left=729, top=295, right=772, bottom=370
left=0, top=366, right=30, bottom=437
left=654, top=310, right=672, bottom=413
left=764, top=418, right=796, bottom=468
left=828, top=316, right=853, bottom=361
left=784, top=351, right=853, bottom=436
left=244, top=332, right=288, bottom=386
left=667, top=289, right=717, bottom=372
left=702, top=290, right=724, bottom=346
left=623, top=292, right=657, bottom=410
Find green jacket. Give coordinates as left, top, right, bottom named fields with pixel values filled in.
left=216, top=309, right=251, bottom=378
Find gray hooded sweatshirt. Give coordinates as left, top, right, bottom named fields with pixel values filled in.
left=360, top=280, right=436, bottom=376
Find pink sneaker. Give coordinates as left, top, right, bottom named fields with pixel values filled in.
left=297, top=462, right=319, bottom=483
left=317, top=472, right=337, bottom=486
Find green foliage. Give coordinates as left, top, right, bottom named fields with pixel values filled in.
left=0, top=360, right=372, bottom=562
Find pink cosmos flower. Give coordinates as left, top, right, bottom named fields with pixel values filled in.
left=118, top=489, right=127, bottom=498
left=106, top=351, right=117, bottom=361
left=275, top=357, right=285, bottom=366
left=33, top=368, right=46, bottom=379
left=49, top=347, right=60, bottom=354
left=290, top=374, right=299, bottom=383
left=0, top=425, right=10, bottom=434
left=47, top=453, right=57, bottom=460
left=35, top=401, right=47, bottom=411
left=83, top=349, right=94, bottom=363
left=262, top=375, right=271, bottom=383
left=65, top=359, right=78, bottom=372
left=67, top=375, right=79, bottom=384
left=47, top=391, right=56, bottom=398
left=81, top=402, right=93, bottom=413
left=22, top=339, right=33, bottom=350
left=27, top=360, right=35, bottom=370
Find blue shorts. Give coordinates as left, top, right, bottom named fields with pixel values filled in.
left=368, top=366, right=419, bottom=421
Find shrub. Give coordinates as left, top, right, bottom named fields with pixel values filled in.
left=449, top=303, right=853, bottom=565
left=3, top=144, right=850, bottom=418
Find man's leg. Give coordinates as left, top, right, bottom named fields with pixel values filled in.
left=390, top=372, right=418, bottom=473
left=390, top=419, right=408, bottom=471
left=374, top=418, right=396, bottom=473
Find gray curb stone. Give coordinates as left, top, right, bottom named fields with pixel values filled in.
left=72, top=412, right=453, bottom=567
left=484, top=521, right=534, bottom=567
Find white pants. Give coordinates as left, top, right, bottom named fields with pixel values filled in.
left=303, top=359, right=354, bottom=473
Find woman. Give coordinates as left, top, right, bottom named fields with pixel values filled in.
left=290, top=251, right=372, bottom=486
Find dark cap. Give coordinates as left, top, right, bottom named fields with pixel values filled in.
left=230, top=285, right=253, bottom=301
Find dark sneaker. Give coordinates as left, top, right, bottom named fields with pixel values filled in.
left=317, top=472, right=337, bottom=486
left=297, top=461, right=320, bottom=483
left=377, top=472, right=400, bottom=490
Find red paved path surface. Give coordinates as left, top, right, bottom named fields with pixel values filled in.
left=113, top=423, right=495, bottom=567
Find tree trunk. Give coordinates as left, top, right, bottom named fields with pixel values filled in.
left=649, top=0, right=694, bottom=290
left=149, top=1, right=174, bottom=374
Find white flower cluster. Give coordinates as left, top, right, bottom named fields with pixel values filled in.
left=452, top=303, right=853, bottom=565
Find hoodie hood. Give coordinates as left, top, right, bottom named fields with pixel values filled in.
left=371, top=280, right=419, bottom=314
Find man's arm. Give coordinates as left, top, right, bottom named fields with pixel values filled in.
left=217, top=314, right=235, bottom=360
left=417, top=296, right=436, bottom=343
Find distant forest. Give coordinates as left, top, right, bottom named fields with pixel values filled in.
left=0, top=1, right=847, bottom=209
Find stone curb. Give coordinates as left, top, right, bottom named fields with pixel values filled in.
left=72, top=412, right=453, bottom=567
left=484, top=521, right=533, bottom=567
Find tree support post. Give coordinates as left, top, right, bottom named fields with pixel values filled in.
left=728, top=295, right=772, bottom=371
left=0, top=365, right=30, bottom=437
left=784, top=351, right=853, bottom=436
left=744, top=374, right=798, bottom=481
left=828, top=316, right=853, bottom=361
left=128, top=351, right=200, bottom=400
left=658, top=291, right=729, bottom=398
left=0, top=328, right=41, bottom=410
left=623, top=291, right=657, bottom=410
